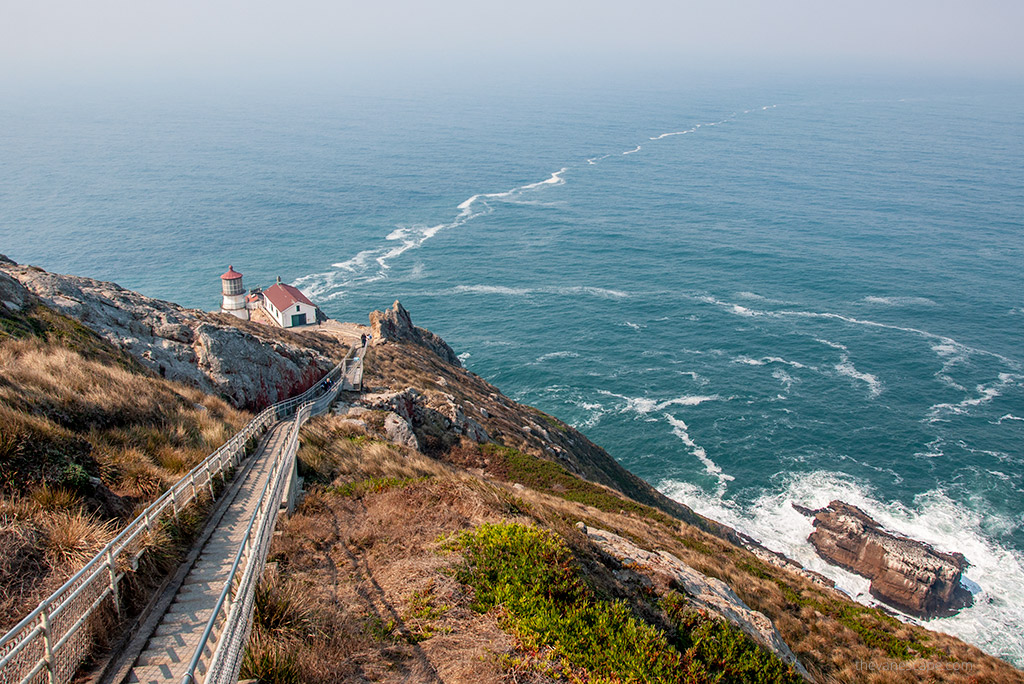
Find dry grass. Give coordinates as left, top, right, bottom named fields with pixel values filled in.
left=296, top=414, right=451, bottom=487
left=245, top=416, right=537, bottom=683
left=256, top=409, right=1024, bottom=683
left=353, top=340, right=1024, bottom=682
left=39, top=510, right=116, bottom=568
left=0, top=317, right=250, bottom=632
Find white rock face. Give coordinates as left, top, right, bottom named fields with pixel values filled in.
left=582, top=525, right=808, bottom=678
left=1, top=261, right=336, bottom=409
left=383, top=411, right=420, bottom=451
left=360, top=386, right=490, bottom=448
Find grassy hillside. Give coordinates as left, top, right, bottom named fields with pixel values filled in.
left=0, top=295, right=250, bottom=631
left=246, top=410, right=1022, bottom=683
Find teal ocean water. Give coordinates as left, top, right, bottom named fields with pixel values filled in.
left=2, top=78, right=1022, bottom=663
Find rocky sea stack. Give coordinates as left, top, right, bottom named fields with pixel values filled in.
left=796, top=500, right=973, bottom=618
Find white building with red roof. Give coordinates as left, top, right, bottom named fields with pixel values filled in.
left=261, top=277, right=321, bottom=328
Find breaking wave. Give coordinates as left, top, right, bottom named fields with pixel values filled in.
left=658, top=470, right=1024, bottom=665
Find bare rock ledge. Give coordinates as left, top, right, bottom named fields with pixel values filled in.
left=795, top=500, right=973, bottom=618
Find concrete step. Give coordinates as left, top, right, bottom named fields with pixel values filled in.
left=160, top=606, right=213, bottom=624
left=136, top=639, right=211, bottom=668
left=182, top=567, right=232, bottom=586
left=153, top=618, right=214, bottom=637
left=170, top=591, right=221, bottom=609
left=177, top=582, right=226, bottom=599
left=127, top=663, right=176, bottom=683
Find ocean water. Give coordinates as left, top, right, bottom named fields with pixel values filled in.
left=2, top=77, right=1023, bottom=664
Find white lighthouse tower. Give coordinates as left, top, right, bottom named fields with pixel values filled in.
left=220, top=266, right=249, bottom=320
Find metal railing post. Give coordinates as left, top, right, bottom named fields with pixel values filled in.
left=40, top=609, right=56, bottom=684
left=106, top=548, right=121, bottom=619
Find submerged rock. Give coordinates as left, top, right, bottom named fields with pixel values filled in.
left=797, top=500, right=973, bottom=618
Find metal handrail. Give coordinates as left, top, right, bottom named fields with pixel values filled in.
left=182, top=346, right=356, bottom=684
left=0, top=345, right=357, bottom=684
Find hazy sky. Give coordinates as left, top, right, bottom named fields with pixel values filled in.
left=3, top=0, right=1023, bottom=85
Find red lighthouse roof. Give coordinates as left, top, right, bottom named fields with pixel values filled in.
left=220, top=265, right=243, bottom=280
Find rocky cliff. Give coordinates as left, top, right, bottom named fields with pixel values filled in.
left=0, top=259, right=344, bottom=409
left=797, top=500, right=973, bottom=618
left=369, top=300, right=461, bottom=366
left=3, top=263, right=1018, bottom=682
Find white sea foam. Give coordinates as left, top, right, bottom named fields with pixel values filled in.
left=295, top=167, right=569, bottom=297
left=772, top=368, right=795, bottom=391
left=697, top=294, right=764, bottom=317
left=914, top=437, right=946, bottom=459
left=814, top=337, right=882, bottom=397
left=536, top=351, right=580, bottom=362
left=675, top=370, right=706, bottom=384
left=864, top=295, right=938, bottom=307
left=457, top=352, right=471, bottom=362
left=733, top=355, right=809, bottom=369
left=814, top=338, right=847, bottom=351
left=450, top=284, right=629, bottom=299
left=664, top=414, right=734, bottom=494
left=657, top=470, right=1024, bottom=664
left=927, top=373, right=1022, bottom=420
left=624, top=321, right=644, bottom=332
left=780, top=310, right=1021, bottom=369
left=597, top=390, right=724, bottom=416
left=996, top=414, right=1024, bottom=424
left=835, top=357, right=883, bottom=397
left=649, top=128, right=696, bottom=141
left=701, top=294, right=1024, bottom=399
left=452, top=284, right=533, bottom=296
left=557, top=286, right=629, bottom=299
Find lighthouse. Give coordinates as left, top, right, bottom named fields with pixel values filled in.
left=220, top=266, right=249, bottom=320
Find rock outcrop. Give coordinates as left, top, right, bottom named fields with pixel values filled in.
left=581, top=524, right=808, bottom=678
left=369, top=300, right=461, bottom=367
left=0, top=260, right=338, bottom=409
left=360, top=386, right=490, bottom=451
left=383, top=412, right=420, bottom=451
left=797, top=500, right=972, bottom=618
left=0, top=268, right=27, bottom=313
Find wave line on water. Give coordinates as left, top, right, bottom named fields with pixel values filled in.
left=296, top=105, right=780, bottom=299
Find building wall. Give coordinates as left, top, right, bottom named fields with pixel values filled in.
left=262, top=298, right=317, bottom=328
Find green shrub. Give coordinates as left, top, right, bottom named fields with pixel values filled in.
left=451, top=522, right=804, bottom=683
left=60, top=462, right=91, bottom=490
left=451, top=522, right=685, bottom=682
left=662, top=592, right=803, bottom=683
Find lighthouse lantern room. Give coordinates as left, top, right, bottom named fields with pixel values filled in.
left=220, top=266, right=249, bottom=320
